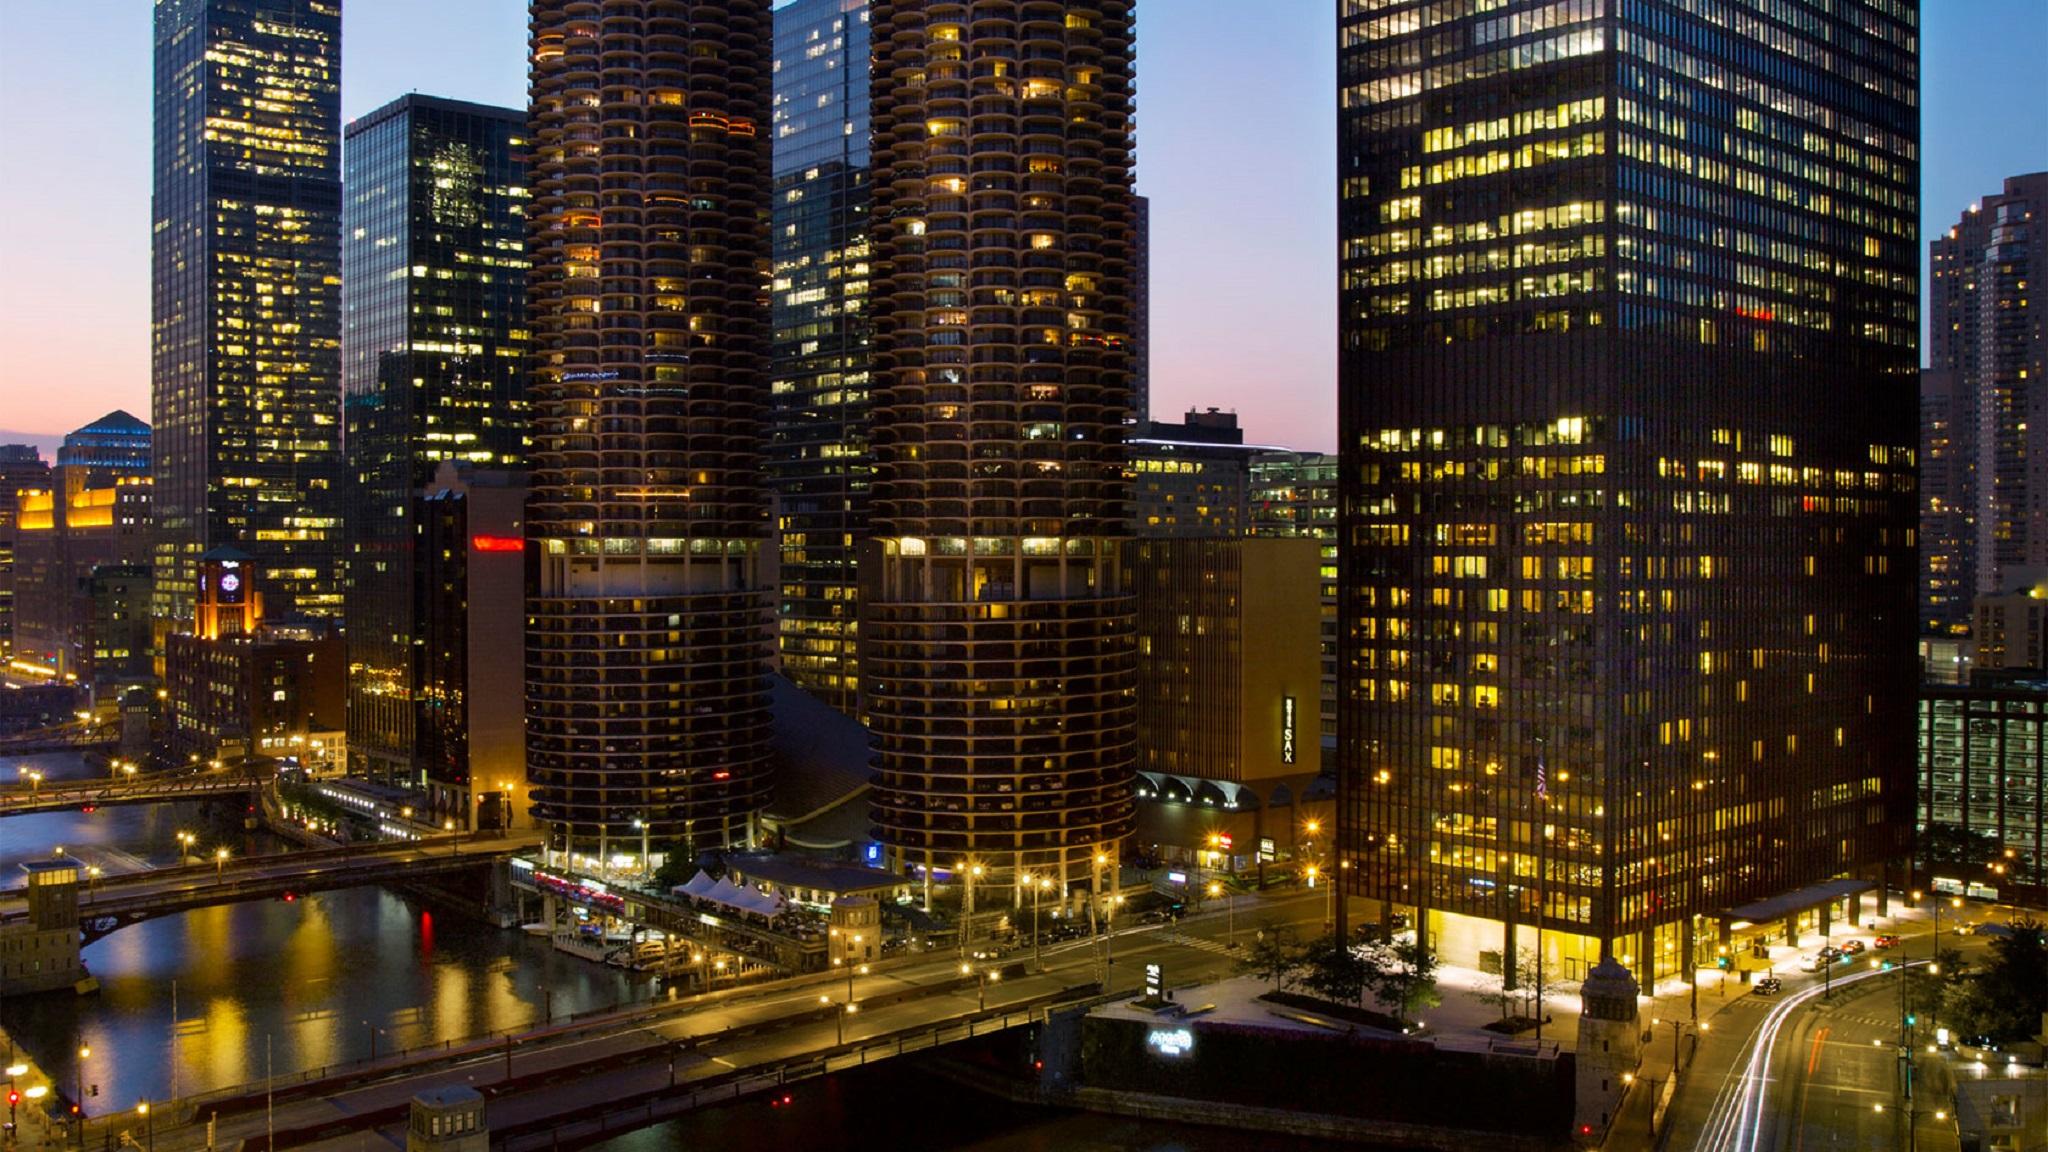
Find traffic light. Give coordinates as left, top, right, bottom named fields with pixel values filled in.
left=1906, top=1013, right=1917, bottom=1027
left=7, top=1090, right=18, bottom=1106
left=1716, top=955, right=1732, bottom=970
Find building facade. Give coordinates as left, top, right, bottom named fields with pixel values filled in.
left=1338, top=0, right=1920, bottom=987
left=415, top=465, right=530, bottom=828
left=1918, top=683, right=2048, bottom=909
left=163, top=550, right=345, bottom=767
left=1249, top=449, right=1340, bottom=743
left=57, top=411, right=152, bottom=475
left=151, top=0, right=345, bottom=624
left=12, top=471, right=153, bottom=688
left=769, top=0, right=873, bottom=715
left=525, top=0, right=777, bottom=858
left=0, top=445, right=51, bottom=668
left=1920, top=173, right=2048, bottom=638
left=864, top=0, right=1141, bottom=900
left=342, top=94, right=530, bottom=784
left=1974, top=583, right=2048, bottom=675
left=1132, top=537, right=1325, bottom=873
left=1126, top=410, right=1258, bottom=539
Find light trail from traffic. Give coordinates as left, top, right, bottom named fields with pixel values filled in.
left=1693, top=959, right=1923, bottom=1152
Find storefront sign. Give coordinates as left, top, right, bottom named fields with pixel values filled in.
left=1281, top=696, right=1297, bottom=764
left=1146, top=1027, right=1194, bottom=1057
left=1145, top=962, right=1163, bottom=998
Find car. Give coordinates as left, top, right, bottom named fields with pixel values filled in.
left=1753, top=975, right=1783, bottom=995
left=1839, top=939, right=1866, bottom=955
left=1873, top=934, right=1901, bottom=949
left=1973, top=922, right=2016, bottom=939
left=1797, top=953, right=1827, bottom=972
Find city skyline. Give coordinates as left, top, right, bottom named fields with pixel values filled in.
left=5, top=1, right=2040, bottom=455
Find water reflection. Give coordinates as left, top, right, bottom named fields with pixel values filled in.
left=1, top=753, right=650, bottom=1109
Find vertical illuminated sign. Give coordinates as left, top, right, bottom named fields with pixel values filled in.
left=1281, top=695, right=1297, bottom=764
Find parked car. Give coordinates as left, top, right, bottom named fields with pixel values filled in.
left=1753, top=975, right=1783, bottom=995
left=1872, top=934, right=1901, bottom=949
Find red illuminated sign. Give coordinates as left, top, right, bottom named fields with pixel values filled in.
left=471, top=535, right=525, bottom=553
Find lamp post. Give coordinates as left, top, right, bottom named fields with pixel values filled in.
left=136, top=1100, right=154, bottom=1152
left=958, top=860, right=983, bottom=960
left=1650, top=1017, right=1705, bottom=1080
left=1101, top=894, right=1125, bottom=986
left=1208, top=880, right=1235, bottom=948
left=1024, top=874, right=1052, bottom=971
left=1872, top=1103, right=1948, bottom=1152
left=176, top=831, right=195, bottom=865
left=214, top=847, right=229, bottom=884
left=632, top=818, right=650, bottom=880
left=74, top=1044, right=87, bottom=1151
left=961, top=963, right=1000, bottom=1011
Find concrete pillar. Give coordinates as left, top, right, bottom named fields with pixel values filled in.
left=1785, top=916, right=1798, bottom=948
left=1504, top=917, right=1521, bottom=991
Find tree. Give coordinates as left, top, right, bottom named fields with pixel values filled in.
left=651, top=844, right=697, bottom=891
left=1235, top=923, right=1302, bottom=993
left=1945, top=917, right=2048, bottom=1042
left=1363, top=930, right=1441, bottom=1028
left=1299, top=932, right=1371, bottom=1006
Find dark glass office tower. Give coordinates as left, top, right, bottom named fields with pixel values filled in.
left=151, top=0, right=344, bottom=625
left=769, top=0, right=873, bottom=715
left=343, top=94, right=530, bottom=784
left=1337, top=0, right=1919, bottom=988
left=526, top=0, right=776, bottom=858
left=865, top=0, right=1140, bottom=899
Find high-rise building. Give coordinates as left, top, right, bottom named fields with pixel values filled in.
left=1249, top=449, right=1339, bottom=742
left=342, top=94, right=530, bottom=784
left=13, top=467, right=153, bottom=687
left=1920, top=173, right=2048, bottom=636
left=1338, top=0, right=1919, bottom=988
left=0, top=445, right=50, bottom=667
left=769, top=0, right=873, bottom=715
left=151, top=0, right=343, bottom=627
left=525, top=0, right=777, bottom=858
left=57, top=411, right=152, bottom=476
left=864, top=0, right=1140, bottom=899
left=1126, top=409, right=1259, bottom=539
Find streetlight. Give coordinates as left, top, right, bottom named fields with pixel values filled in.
left=214, top=847, right=229, bottom=883
left=1100, top=894, right=1125, bottom=985
left=632, top=817, right=650, bottom=880
left=1023, top=874, right=1053, bottom=971
left=136, top=1100, right=154, bottom=1152
left=176, top=831, right=195, bottom=864
left=957, top=859, right=984, bottom=960
left=1650, top=1017, right=1704, bottom=1079
left=75, top=1045, right=88, bottom=1151
left=444, top=819, right=458, bottom=856
left=962, top=963, right=1001, bottom=1011
left=1208, top=880, right=1235, bottom=948
left=1872, top=1103, right=1948, bottom=1152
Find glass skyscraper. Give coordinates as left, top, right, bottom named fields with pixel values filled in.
left=1337, top=0, right=1919, bottom=989
left=769, top=0, right=873, bottom=715
left=342, top=94, right=529, bottom=784
left=151, top=0, right=344, bottom=625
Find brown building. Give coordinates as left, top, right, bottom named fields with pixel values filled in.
left=416, top=465, right=529, bottom=828
left=164, top=550, right=344, bottom=767
left=863, top=0, right=1140, bottom=902
left=12, top=470, right=153, bottom=689
left=524, top=0, right=777, bottom=859
left=1133, top=537, right=1326, bottom=876
left=1974, top=582, right=2048, bottom=674
left=0, top=444, right=50, bottom=668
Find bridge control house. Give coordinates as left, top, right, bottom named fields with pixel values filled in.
left=0, top=860, right=89, bottom=997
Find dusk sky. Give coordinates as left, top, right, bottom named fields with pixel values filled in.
left=1, top=2, right=2043, bottom=456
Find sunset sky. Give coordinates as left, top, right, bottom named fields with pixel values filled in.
left=1, top=2, right=2043, bottom=456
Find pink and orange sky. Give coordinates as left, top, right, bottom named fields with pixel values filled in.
left=1, top=2, right=2042, bottom=457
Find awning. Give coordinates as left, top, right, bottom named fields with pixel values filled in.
left=1720, top=877, right=1872, bottom=924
